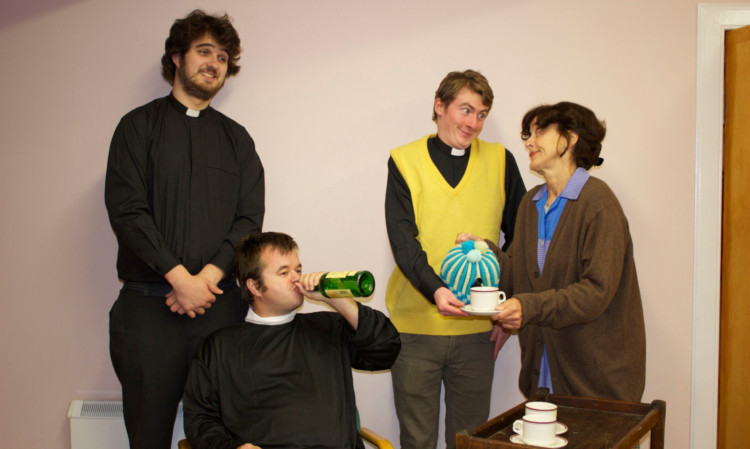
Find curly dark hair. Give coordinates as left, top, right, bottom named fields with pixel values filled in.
left=432, top=70, right=494, bottom=121
left=521, top=101, right=606, bottom=169
left=161, top=9, right=242, bottom=85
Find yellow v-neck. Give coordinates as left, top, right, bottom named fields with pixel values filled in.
left=420, top=136, right=476, bottom=196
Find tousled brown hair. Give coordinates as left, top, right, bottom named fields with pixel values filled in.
left=432, top=70, right=494, bottom=121
left=161, top=9, right=242, bottom=85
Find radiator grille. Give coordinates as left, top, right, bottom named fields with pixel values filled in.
left=71, top=400, right=184, bottom=418
left=79, top=400, right=123, bottom=418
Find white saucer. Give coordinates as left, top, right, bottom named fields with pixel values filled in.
left=460, top=305, right=497, bottom=316
left=555, top=422, right=568, bottom=435
left=509, top=434, right=567, bottom=448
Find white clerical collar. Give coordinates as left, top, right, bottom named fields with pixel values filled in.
left=451, top=148, right=466, bottom=156
left=186, top=108, right=200, bottom=117
left=245, top=306, right=296, bottom=325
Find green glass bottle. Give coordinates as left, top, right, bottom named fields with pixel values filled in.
left=317, top=270, right=375, bottom=298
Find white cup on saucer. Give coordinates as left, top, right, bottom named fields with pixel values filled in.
left=525, top=401, right=557, bottom=419
left=469, top=286, right=506, bottom=311
left=512, top=413, right=556, bottom=446
left=525, top=401, right=568, bottom=435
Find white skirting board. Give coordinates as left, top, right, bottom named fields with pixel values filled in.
left=67, top=400, right=186, bottom=449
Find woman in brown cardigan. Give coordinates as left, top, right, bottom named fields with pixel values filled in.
left=459, top=102, right=646, bottom=402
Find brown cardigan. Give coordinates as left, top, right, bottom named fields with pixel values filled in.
left=495, top=176, right=646, bottom=402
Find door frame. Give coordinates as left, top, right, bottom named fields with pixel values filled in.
left=694, top=4, right=750, bottom=448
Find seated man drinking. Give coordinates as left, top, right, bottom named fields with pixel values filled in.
left=183, top=232, right=401, bottom=449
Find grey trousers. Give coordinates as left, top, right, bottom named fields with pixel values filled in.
left=391, top=332, right=495, bottom=449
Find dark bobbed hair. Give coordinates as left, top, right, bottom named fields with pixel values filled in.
left=161, top=9, right=242, bottom=85
left=521, top=101, right=606, bottom=170
left=235, top=232, right=299, bottom=306
left=432, top=70, right=494, bottom=121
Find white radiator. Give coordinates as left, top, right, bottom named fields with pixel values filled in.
left=67, top=400, right=186, bottom=449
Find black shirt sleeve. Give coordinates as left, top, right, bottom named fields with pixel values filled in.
left=385, top=157, right=446, bottom=303
left=347, top=303, right=401, bottom=371
left=500, top=149, right=527, bottom=251
left=183, top=353, right=245, bottom=449
left=105, top=110, right=182, bottom=276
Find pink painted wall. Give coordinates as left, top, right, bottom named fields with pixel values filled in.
left=0, top=0, right=739, bottom=447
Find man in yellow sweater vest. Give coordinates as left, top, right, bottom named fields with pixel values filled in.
left=385, top=70, right=526, bottom=449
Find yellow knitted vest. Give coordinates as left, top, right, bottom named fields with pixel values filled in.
left=386, top=135, right=506, bottom=335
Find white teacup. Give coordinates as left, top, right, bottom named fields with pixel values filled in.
left=525, top=401, right=557, bottom=419
left=469, top=286, right=506, bottom=311
left=512, top=413, right=556, bottom=446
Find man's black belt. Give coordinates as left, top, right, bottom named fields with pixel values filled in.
left=123, top=280, right=237, bottom=297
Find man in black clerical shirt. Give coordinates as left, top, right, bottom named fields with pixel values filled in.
left=384, top=70, right=526, bottom=449
left=105, top=10, right=264, bottom=449
left=183, top=232, right=400, bottom=449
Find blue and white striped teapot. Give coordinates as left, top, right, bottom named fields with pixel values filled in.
left=439, top=240, right=500, bottom=304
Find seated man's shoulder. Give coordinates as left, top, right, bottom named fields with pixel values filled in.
left=297, top=310, right=339, bottom=327
left=201, top=322, right=252, bottom=350
left=296, top=310, right=360, bottom=338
